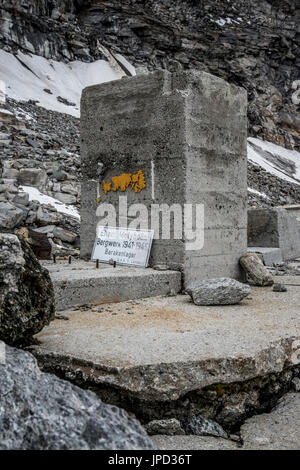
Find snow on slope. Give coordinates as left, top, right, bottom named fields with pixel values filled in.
left=248, top=137, right=300, bottom=185
left=20, top=186, right=80, bottom=219
left=248, top=187, right=270, bottom=200
left=0, top=50, right=135, bottom=117
left=1, top=48, right=299, bottom=191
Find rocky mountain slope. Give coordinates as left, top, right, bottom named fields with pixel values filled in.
left=0, top=0, right=299, bottom=254
left=1, top=0, right=300, bottom=149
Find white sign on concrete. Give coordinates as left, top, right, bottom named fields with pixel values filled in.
left=92, top=226, right=154, bottom=267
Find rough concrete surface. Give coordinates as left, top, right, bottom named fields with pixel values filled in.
left=31, top=276, right=300, bottom=408
left=151, top=435, right=238, bottom=450
left=43, top=260, right=181, bottom=310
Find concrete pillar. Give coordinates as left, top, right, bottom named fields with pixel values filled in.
left=80, top=70, right=248, bottom=286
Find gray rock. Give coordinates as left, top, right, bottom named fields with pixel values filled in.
left=34, top=225, right=56, bottom=235
left=53, top=192, right=76, bottom=204
left=18, top=168, right=47, bottom=187
left=186, top=278, right=251, bottom=305
left=145, top=419, right=184, bottom=436
left=53, top=226, right=77, bottom=243
left=13, top=191, right=29, bottom=206
left=60, top=182, right=79, bottom=195
left=36, top=206, right=61, bottom=226
left=0, top=183, right=18, bottom=193
left=0, top=345, right=155, bottom=450
left=292, top=378, right=300, bottom=392
left=2, top=168, right=19, bottom=179
left=0, top=233, right=55, bottom=345
left=240, top=253, right=274, bottom=286
left=181, top=415, right=228, bottom=438
left=273, top=283, right=287, bottom=292
left=0, top=201, right=25, bottom=229
left=52, top=170, right=68, bottom=182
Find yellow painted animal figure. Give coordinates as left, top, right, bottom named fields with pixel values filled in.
left=112, top=173, right=132, bottom=192
left=102, top=181, right=112, bottom=194
left=131, top=170, right=146, bottom=193
left=102, top=170, right=146, bottom=196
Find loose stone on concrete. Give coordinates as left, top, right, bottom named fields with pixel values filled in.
left=273, top=283, right=287, bottom=292
left=240, top=253, right=274, bottom=286
left=152, top=435, right=238, bottom=450
left=181, top=415, right=228, bottom=438
left=240, top=393, right=300, bottom=450
left=186, top=278, right=251, bottom=305
left=145, top=419, right=184, bottom=436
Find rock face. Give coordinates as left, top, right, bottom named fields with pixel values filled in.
left=0, top=99, right=81, bottom=257
left=240, top=393, right=300, bottom=450
left=0, top=233, right=55, bottom=345
left=186, top=278, right=251, bottom=305
left=181, top=415, right=228, bottom=439
left=1, top=0, right=300, bottom=151
left=0, top=345, right=155, bottom=450
left=240, top=253, right=274, bottom=286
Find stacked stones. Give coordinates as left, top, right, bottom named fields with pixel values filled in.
left=0, top=98, right=80, bottom=256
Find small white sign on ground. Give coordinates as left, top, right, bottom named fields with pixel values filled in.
left=92, top=226, right=154, bottom=267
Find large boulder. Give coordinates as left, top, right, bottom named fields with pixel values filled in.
left=0, top=233, right=55, bottom=345
left=0, top=201, right=25, bottom=229
left=186, top=278, right=251, bottom=306
left=0, top=345, right=155, bottom=450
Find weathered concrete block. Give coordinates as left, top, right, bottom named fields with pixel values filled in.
left=248, top=208, right=300, bottom=261
left=81, top=70, right=247, bottom=286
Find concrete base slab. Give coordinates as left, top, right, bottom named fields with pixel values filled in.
left=30, top=275, right=300, bottom=425
left=151, top=435, right=238, bottom=450
left=247, top=247, right=283, bottom=266
left=42, top=260, right=182, bottom=310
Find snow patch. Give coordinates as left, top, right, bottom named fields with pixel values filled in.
left=248, top=137, right=300, bottom=185
left=20, top=186, right=80, bottom=220
left=248, top=187, right=270, bottom=200
left=214, top=17, right=235, bottom=26
left=0, top=49, right=135, bottom=118
left=0, top=107, right=13, bottom=115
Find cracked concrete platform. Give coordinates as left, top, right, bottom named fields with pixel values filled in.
left=31, top=275, right=300, bottom=406
left=42, top=260, right=181, bottom=310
